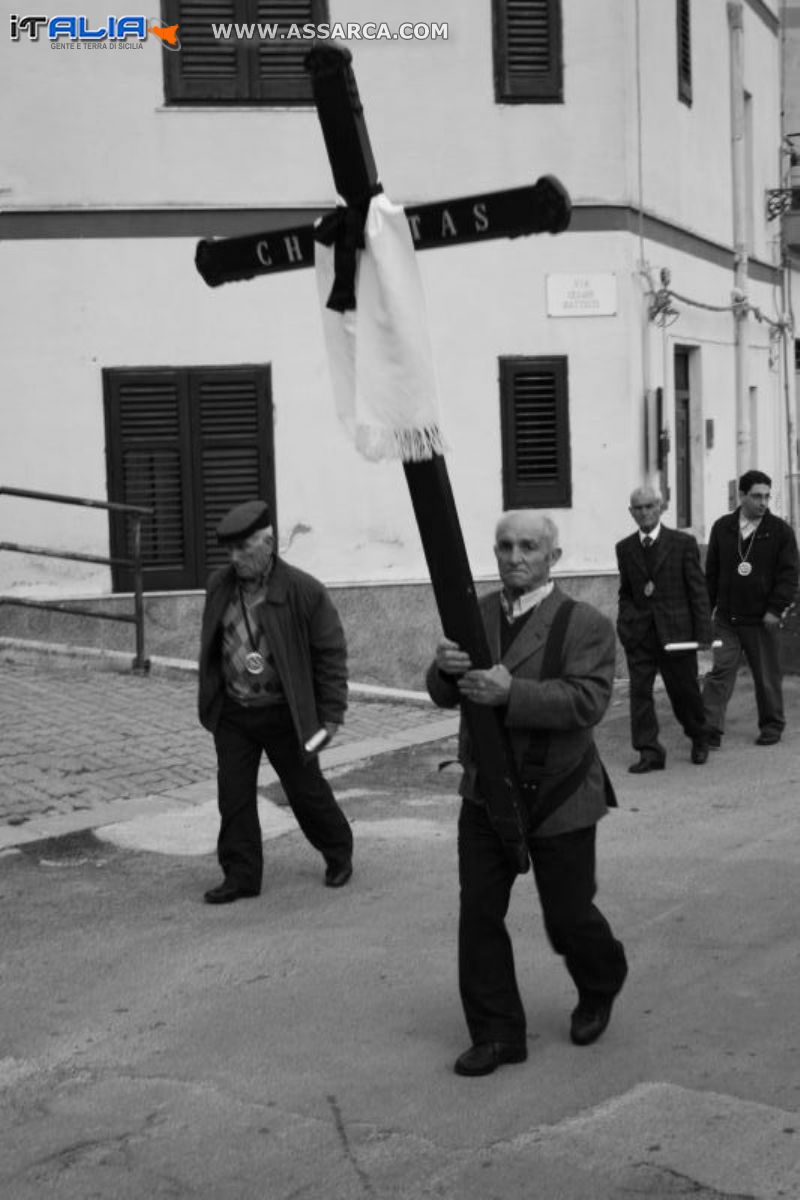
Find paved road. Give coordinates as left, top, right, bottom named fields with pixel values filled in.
left=1, top=645, right=799, bottom=1198
left=0, top=649, right=455, bottom=838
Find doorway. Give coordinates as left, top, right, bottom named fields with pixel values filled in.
left=674, top=348, right=692, bottom=528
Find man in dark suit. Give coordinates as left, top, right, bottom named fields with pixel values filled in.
left=427, top=510, right=627, bottom=1077
left=616, top=486, right=712, bottom=772
left=197, top=499, right=353, bottom=904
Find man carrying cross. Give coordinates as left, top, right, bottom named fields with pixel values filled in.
left=195, top=43, right=620, bottom=1067
left=196, top=41, right=574, bottom=863
left=427, top=510, right=628, bottom=1076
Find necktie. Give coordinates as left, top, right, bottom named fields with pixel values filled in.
left=643, top=535, right=653, bottom=550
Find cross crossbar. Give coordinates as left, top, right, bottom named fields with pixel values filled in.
left=195, top=177, right=570, bottom=288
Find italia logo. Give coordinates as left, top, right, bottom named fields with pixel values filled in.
left=9, top=14, right=181, bottom=48
left=149, top=20, right=179, bottom=48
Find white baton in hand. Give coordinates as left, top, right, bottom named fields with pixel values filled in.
left=664, top=640, right=723, bottom=651
left=304, top=728, right=330, bottom=753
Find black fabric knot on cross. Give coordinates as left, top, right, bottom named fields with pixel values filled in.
left=313, top=187, right=382, bottom=313
left=314, top=204, right=366, bottom=312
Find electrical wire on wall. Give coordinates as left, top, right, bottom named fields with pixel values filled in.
left=643, top=266, right=793, bottom=335
left=641, top=261, right=798, bottom=532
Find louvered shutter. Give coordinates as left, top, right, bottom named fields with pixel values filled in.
left=162, top=0, right=249, bottom=102
left=104, top=371, right=196, bottom=590
left=500, top=357, right=571, bottom=507
left=252, top=0, right=326, bottom=102
left=191, top=366, right=275, bottom=576
left=105, top=366, right=275, bottom=591
left=162, top=0, right=327, bottom=103
left=677, top=0, right=692, bottom=106
left=493, top=0, right=562, bottom=103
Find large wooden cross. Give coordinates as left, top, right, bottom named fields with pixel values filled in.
left=195, top=45, right=572, bottom=874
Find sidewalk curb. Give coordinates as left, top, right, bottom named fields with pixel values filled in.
left=0, top=637, right=434, bottom=705
left=0, top=711, right=460, bottom=855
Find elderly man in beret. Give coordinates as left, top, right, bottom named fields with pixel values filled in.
left=198, top=499, right=353, bottom=904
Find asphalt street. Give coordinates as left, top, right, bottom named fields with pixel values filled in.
left=1, top=644, right=799, bottom=1199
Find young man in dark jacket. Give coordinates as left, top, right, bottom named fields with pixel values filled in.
left=702, top=470, right=799, bottom=747
left=198, top=499, right=353, bottom=903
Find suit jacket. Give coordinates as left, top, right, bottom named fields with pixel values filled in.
left=706, top=508, right=799, bottom=624
left=426, top=586, right=616, bottom=838
left=615, top=525, right=712, bottom=651
left=197, top=557, right=348, bottom=746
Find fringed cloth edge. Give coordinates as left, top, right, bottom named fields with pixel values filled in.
left=353, top=423, right=448, bottom=463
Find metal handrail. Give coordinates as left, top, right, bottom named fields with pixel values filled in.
left=0, top=486, right=154, bottom=674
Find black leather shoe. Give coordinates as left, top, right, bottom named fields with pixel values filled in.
left=453, top=1041, right=528, bottom=1077
left=324, top=860, right=353, bottom=888
left=203, top=881, right=259, bottom=905
left=627, top=757, right=666, bottom=774
left=755, top=732, right=781, bottom=746
left=707, top=732, right=722, bottom=749
left=570, top=996, right=615, bottom=1046
left=690, top=741, right=709, bottom=765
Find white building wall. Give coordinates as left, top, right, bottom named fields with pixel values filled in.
left=0, top=229, right=642, bottom=589
left=2, top=0, right=632, bottom=210
left=0, top=0, right=791, bottom=599
left=3, top=1, right=780, bottom=227
left=1, top=228, right=785, bottom=592
left=636, top=249, right=787, bottom=536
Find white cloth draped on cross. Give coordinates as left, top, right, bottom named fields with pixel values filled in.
left=314, top=192, right=447, bottom=463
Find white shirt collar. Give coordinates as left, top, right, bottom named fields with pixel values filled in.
left=639, top=522, right=662, bottom=544
left=500, top=580, right=554, bottom=624
left=739, top=512, right=762, bottom=538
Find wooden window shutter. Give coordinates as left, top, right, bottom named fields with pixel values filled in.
left=162, top=0, right=248, bottom=103
left=493, top=0, right=562, bottom=103
left=162, top=0, right=328, bottom=104
left=104, top=370, right=196, bottom=590
left=191, top=366, right=275, bottom=578
left=677, top=0, right=692, bottom=106
left=252, top=0, right=327, bottom=102
left=500, top=356, right=571, bottom=508
left=105, top=365, right=275, bottom=591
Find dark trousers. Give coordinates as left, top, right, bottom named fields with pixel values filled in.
left=213, top=699, right=353, bottom=891
left=702, top=615, right=784, bottom=738
left=457, top=800, right=628, bottom=1045
left=625, top=628, right=707, bottom=761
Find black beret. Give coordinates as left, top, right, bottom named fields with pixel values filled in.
left=216, top=500, right=272, bottom=545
